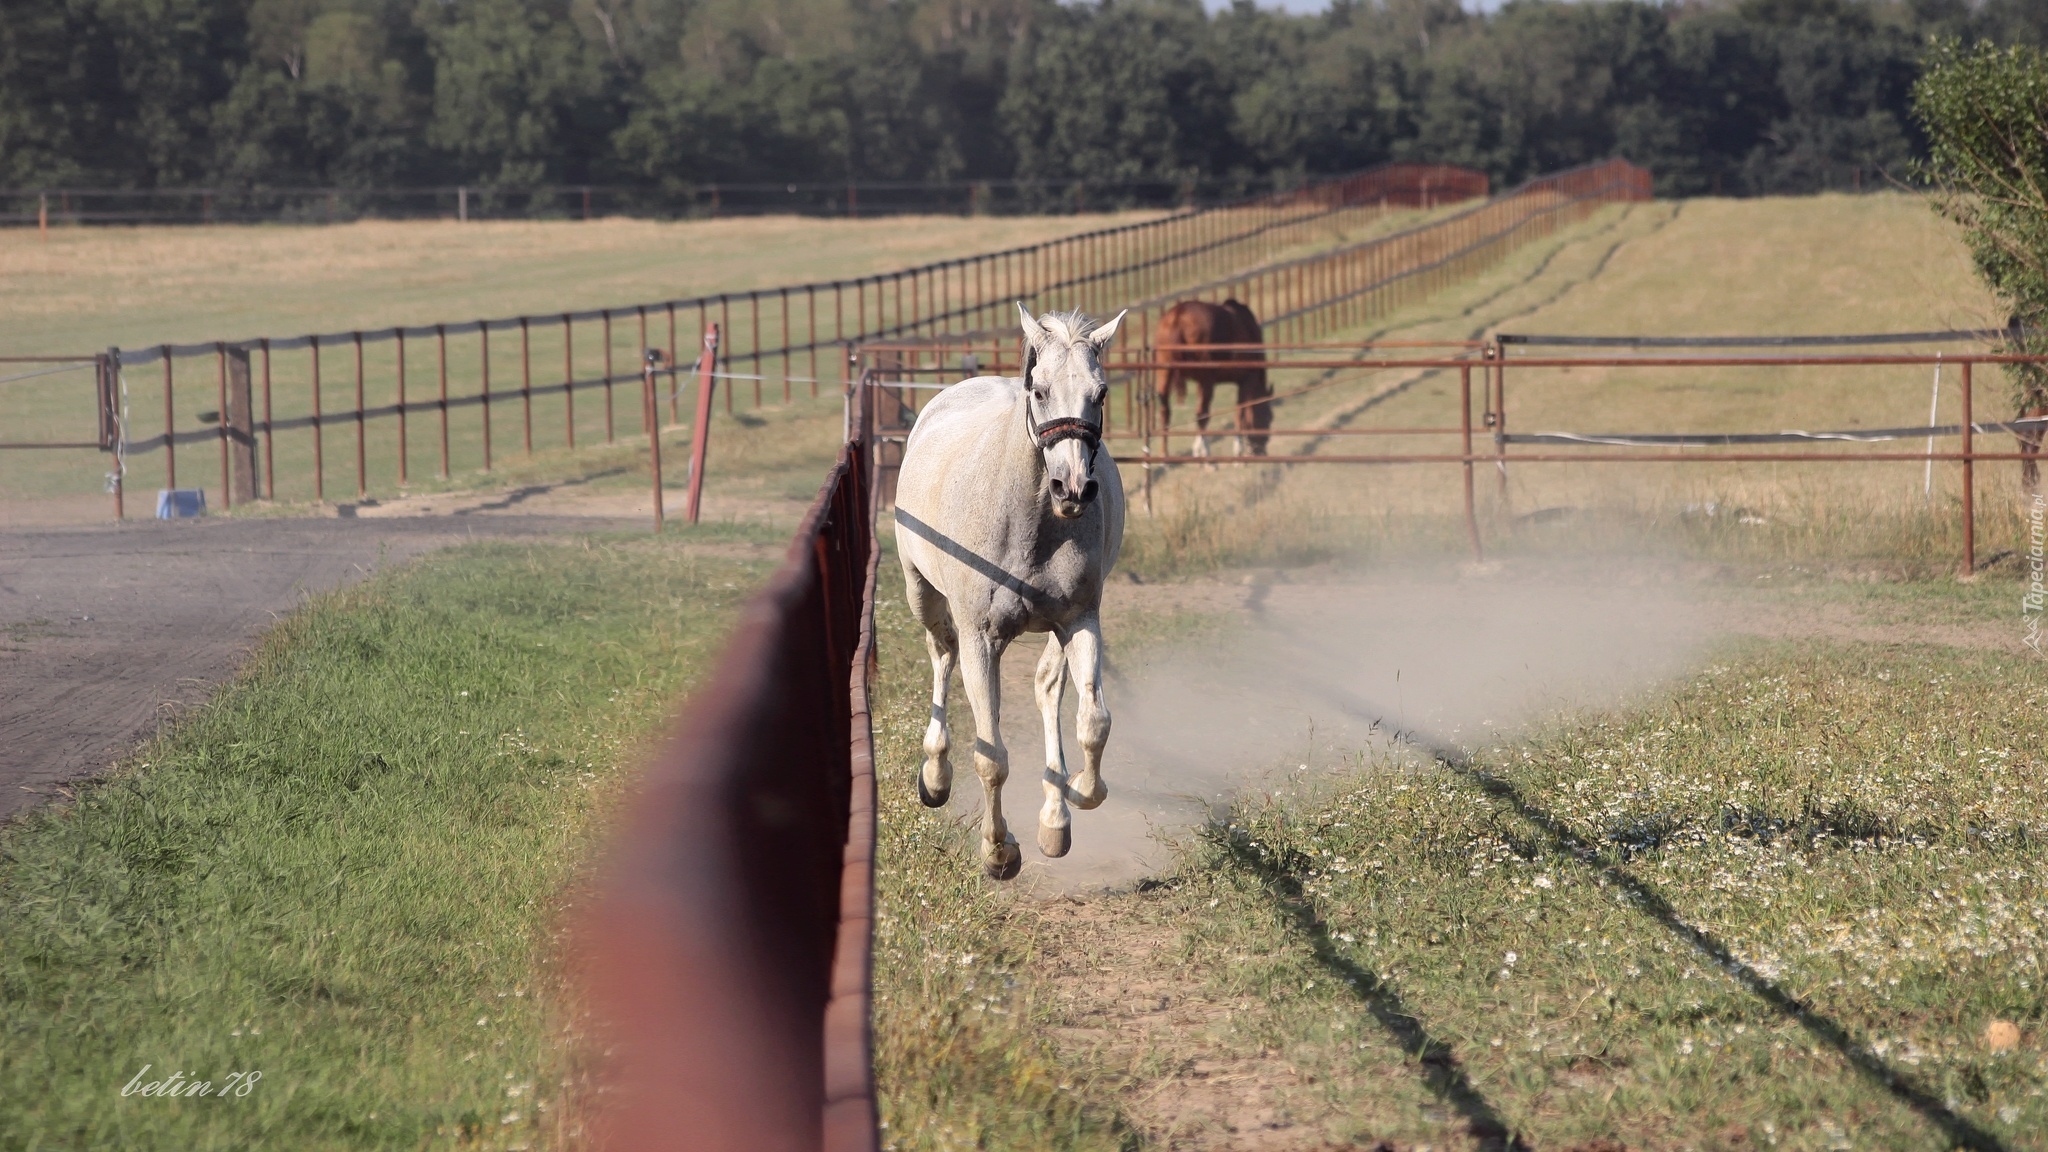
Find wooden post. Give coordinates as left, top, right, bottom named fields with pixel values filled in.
left=162, top=347, right=176, bottom=490
left=353, top=331, right=367, bottom=499
left=1962, top=359, right=1976, bottom=577
left=686, top=325, right=721, bottom=524
left=563, top=313, right=576, bottom=450
left=643, top=348, right=664, bottom=532
left=224, top=346, right=257, bottom=505
left=396, top=329, right=409, bottom=487
left=216, top=344, right=232, bottom=510
left=38, top=192, right=48, bottom=239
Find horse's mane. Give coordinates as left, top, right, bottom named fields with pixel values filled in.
left=1036, top=309, right=1101, bottom=344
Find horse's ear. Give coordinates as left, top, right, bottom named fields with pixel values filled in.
left=1087, top=309, right=1127, bottom=351
left=1017, top=302, right=1045, bottom=345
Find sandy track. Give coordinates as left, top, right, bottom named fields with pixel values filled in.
left=0, top=513, right=639, bottom=821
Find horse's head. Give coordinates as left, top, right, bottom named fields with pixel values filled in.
left=1018, top=303, right=1124, bottom=520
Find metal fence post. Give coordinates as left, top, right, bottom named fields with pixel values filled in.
left=480, top=325, right=493, bottom=473
left=353, top=331, right=367, bottom=499
left=215, top=343, right=231, bottom=510
left=687, top=325, right=722, bottom=525
left=644, top=347, right=665, bottom=533
left=397, top=327, right=409, bottom=483
left=436, top=326, right=450, bottom=479
left=161, top=346, right=176, bottom=491
left=520, top=317, right=534, bottom=455
left=564, top=313, right=576, bottom=451
left=1461, top=362, right=1482, bottom=562
left=1962, top=359, right=1976, bottom=576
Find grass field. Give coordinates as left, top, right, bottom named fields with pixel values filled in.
left=0, top=530, right=778, bottom=1150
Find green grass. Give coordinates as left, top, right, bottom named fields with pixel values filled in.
left=0, top=533, right=773, bottom=1150
left=1072, top=622, right=2048, bottom=1148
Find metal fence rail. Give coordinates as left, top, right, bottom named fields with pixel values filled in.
left=92, top=163, right=1487, bottom=513
left=583, top=387, right=880, bottom=1152
left=3, top=168, right=1482, bottom=226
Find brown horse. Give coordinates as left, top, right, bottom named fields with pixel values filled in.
left=1153, top=299, right=1271, bottom=457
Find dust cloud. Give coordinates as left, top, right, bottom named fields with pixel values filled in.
left=939, top=561, right=1717, bottom=892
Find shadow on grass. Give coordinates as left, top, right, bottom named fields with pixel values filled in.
left=1289, top=677, right=2010, bottom=1152
left=1215, top=829, right=1533, bottom=1151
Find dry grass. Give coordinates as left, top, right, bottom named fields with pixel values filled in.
left=0, top=212, right=1168, bottom=357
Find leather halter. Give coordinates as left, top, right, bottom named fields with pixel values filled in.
left=1032, top=414, right=1101, bottom=451
left=1022, top=344, right=1102, bottom=451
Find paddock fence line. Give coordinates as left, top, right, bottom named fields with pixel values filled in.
left=583, top=378, right=880, bottom=1152
left=2, top=168, right=1483, bottom=227
left=83, top=162, right=1485, bottom=515
left=851, top=158, right=1648, bottom=495
left=853, top=328, right=2047, bottom=576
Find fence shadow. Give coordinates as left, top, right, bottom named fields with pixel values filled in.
left=1286, top=674, right=2009, bottom=1152
left=1216, top=830, right=1532, bottom=1151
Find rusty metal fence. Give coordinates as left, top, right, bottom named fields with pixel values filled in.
left=583, top=380, right=881, bottom=1152
left=853, top=159, right=1649, bottom=495
left=4, top=169, right=1483, bottom=226
left=77, top=162, right=1485, bottom=515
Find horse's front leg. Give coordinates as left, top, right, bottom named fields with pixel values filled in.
left=1034, top=634, right=1072, bottom=858
left=1063, top=615, right=1110, bottom=811
left=958, top=630, right=1021, bottom=880
left=1193, top=381, right=1214, bottom=465
left=918, top=627, right=957, bottom=807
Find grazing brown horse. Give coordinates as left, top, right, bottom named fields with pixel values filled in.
left=1153, top=299, right=1271, bottom=457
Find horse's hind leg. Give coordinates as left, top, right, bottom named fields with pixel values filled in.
left=1063, top=614, right=1110, bottom=812
left=1033, top=634, right=1072, bottom=858
left=907, top=567, right=955, bottom=807
left=958, top=629, right=1021, bottom=880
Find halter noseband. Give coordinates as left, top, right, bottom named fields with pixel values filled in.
left=1033, top=414, right=1101, bottom=451
left=1023, top=346, right=1103, bottom=452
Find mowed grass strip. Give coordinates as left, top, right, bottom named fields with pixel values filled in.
left=1147, top=635, right=2046, bottom=1148
left=0, top=534, right=772, bottom=1150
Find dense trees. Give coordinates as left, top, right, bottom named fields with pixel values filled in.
left=2, top=0, right=2044, bottom=201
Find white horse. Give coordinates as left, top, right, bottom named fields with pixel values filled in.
left=894, top=305, right=1127, bottom=880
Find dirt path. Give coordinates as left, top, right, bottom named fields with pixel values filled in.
left=0, top=513, right=648, bottom=821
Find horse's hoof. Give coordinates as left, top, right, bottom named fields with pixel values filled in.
left=1038, top=822, right=1072, bottom=858
left=1069, top=778, right=1108, bottom=810
left=983, top=837, right=1022, bottom=881
left=916, top=771, right=950, bottom=808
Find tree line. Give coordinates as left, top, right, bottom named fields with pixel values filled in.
left=3, top=0, right=2044, bottom=206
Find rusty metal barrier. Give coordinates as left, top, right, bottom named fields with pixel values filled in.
left=858, top=334, right=2048, bottom=576
left=0, top=354, right=124, bottom=516
left=71, top=163, right=1487, bottom=515
left=583, top=379, right=880, bottom=1152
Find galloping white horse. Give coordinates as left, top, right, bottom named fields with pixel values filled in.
left=894, top=305, right=1127, bottom=880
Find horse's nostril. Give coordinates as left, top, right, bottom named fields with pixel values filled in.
left=1079, top=480, right=1098, bottom=503
left=1049, top=477, right=1067, bottom=499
